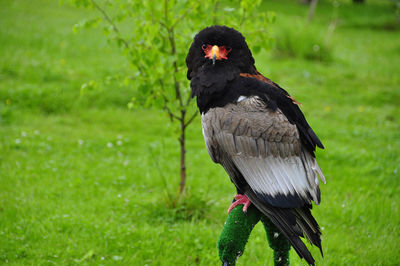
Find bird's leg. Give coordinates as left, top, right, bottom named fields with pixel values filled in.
left=227, top=194, right=252, bottom=214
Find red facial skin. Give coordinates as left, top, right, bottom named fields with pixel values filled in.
left=202, top=44, right=232, bottom=61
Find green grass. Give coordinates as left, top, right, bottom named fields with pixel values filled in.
left=1, top=0, right=400, bottom=265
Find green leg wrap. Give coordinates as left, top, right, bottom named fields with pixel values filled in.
left=217, top=202, right=291, bottom=266
left=261, top=217, right=291, bottom=266
left=218, top=204, right=261, bottom=265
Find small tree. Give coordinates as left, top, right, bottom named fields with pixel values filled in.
left=70, top=0, right=274, bottom=197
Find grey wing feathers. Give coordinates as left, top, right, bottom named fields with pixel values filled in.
left=201, top=96, right=325, bottom=208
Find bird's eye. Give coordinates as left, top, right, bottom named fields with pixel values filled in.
left=201, top=44, right=207, bottom=50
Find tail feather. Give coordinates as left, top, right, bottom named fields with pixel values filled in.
left=294, top=207, right=323, bottom=256
left=245, top=190, right=322, bottom=265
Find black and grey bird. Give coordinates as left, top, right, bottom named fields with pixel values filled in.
left=186, top=25, right=326, bottom=265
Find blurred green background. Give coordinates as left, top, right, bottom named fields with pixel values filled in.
left=1, top=0, right=399, bottom=265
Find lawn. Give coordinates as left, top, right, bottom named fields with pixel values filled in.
left=1, top=0, right=399, bottom=265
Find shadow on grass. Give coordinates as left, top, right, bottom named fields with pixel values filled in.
left=344, top=20, right=400, bottom=31
left=140, top=192, right=213, bottom=224
left=0, top=102, right=13, bottom=124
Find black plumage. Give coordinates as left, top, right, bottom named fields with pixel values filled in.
left=186, top=25, right=326, bottom=265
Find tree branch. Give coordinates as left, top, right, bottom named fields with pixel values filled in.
left=212, top=0, right=219, bottom=25
left=164, top=103, right=181, bottom=121
left=90, top=0, right=145, bottom=75
left=185, top=91, right=194, bottom=106
left=158, top=79, right=181, bottom=122
left=170, top=0, right=201, bottom=29
left=164, top=0, right=183, bottom=108
left=184, top=111, right=198, bottom=128
left=90, top=0, right=129, bottom=49
left=307, top=0, right=319, bottom=23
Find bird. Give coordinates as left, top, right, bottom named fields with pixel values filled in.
left=186, top=25, right=326, bottom=265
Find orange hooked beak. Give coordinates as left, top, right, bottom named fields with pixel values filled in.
left=203, top=45, right=232, bottom=66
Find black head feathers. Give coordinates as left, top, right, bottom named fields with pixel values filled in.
left=186, top=25, right=256, bottom=80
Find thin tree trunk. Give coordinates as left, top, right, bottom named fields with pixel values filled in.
left=179, top=111, right=186, bottom=194
left=307, top=0, right=318, bottom=23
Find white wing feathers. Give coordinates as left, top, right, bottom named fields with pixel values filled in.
left=201, top=96, right=325, bottom=208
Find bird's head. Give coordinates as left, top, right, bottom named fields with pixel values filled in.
left=186, top=25, right=256, bottom=80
